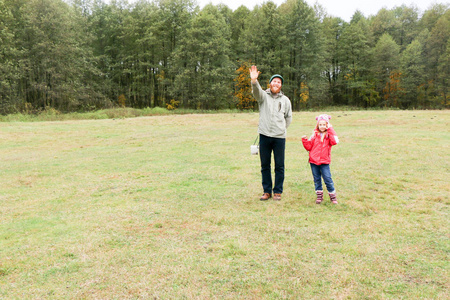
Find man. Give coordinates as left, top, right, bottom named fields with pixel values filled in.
left=249, top=65, right=292, bottom=201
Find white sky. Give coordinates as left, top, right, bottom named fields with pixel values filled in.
left=110, top=1, right=446, bottom=22
left=198, top=0, right=442, bottom=22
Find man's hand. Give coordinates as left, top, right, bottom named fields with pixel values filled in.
left=249, top=65, right=260, bottom=84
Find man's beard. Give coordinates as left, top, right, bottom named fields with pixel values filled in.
left=270, top=86, right=281, bottom=94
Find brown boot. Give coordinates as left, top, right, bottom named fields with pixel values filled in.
left=273, top=193, right=282, bottom=201
left=260, top=193, right=272, bottom=201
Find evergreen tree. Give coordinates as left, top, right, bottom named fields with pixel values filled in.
left=370, top=8, right=398, bottom=43
left=117, top=0, right=160, bottom=108
left=400, top=39, right=426, bottom=107
left=157, top=0, right=197, bottom=106
left=280, top=0, right=325, bottom=109
left=242, top=1, right=283, bottom=78
left=321, top=16, right=344, bottom=104
left=437, top=39, right=449, bottom=107
left=419, top=3, right=448, bottom=32
left=425, top=10, right=449, bottom=107
left=393, top=5, right=420, bottom=50
left=86, top=0, right=128, bottom=105
left=340, top=17, right=377, bottom=107
left=230, top=5, right=251, bottom=61
left=372, top=33, right=401, bottom=107
left=0, top=0, right=19, bottom=113
left=172, top=4, right=234, bottom=109
left=7, top=0, right=107, bottom=112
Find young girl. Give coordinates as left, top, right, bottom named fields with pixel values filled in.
left=302, top=114, right=339, bottom=204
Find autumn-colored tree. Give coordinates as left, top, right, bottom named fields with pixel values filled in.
left=383, top=71, right=405, bottom=107
left=166, top=99, right=180, bottom=110
left=234, top=61, right=256, bottom=110
left=118, top=94, right=126, bottom=107
left=298, top=82, right=309, bottom=106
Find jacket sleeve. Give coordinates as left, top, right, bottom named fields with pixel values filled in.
left=302, top=136, right=313, bottom=151
left=327, top=127, right=339, bottom=146
left=251, top=81, right=265, bottom=104
left=285, top=98, right=292, bottom=128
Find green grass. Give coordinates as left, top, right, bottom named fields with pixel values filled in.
left=0, top=107, right=248, bottom=122
left=0, top=110, right=448, bottom=298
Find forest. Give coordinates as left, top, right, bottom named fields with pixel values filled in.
left=0, top=0, right=448, bottom=114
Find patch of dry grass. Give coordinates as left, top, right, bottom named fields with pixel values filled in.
left=0, top=110, right=449, bottom=298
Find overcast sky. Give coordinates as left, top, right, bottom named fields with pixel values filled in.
left=197, top=0, right=441, bottom=22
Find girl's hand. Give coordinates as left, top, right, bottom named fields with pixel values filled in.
left=327, top=122, right=332, bottom=128
left=302, top=135, right=307, bottom=139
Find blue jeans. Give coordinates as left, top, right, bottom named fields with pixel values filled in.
left=310, top=163, right=335, bottom=193
left=259, top=134, right=285, bottom=194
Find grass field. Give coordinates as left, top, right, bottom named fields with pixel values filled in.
left=1, top=110, right=449, bottom=299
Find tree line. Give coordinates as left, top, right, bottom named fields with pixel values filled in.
left=0, top=0, right=448, bottom=114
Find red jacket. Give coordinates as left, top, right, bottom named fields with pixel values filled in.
left=302, top=127, right=338, bottom=165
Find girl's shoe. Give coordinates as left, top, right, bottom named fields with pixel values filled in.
left=329, top=192, right=337, bottom=204
left=315, top=190, right=323, bottom=204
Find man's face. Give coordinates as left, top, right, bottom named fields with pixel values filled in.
left=270, top=78, right=282, bottom=94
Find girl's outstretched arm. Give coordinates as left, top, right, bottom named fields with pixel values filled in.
left=327, top=126, right=339, bottom=145
left=302, top=135, right=313, bottom=151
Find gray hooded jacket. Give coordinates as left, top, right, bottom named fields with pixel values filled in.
left=252, top=81, right=292, bottom=139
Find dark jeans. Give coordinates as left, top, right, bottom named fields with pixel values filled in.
left=259, top=134, right=286, bottom=194
left=310, top=163, right=335, bottom=193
